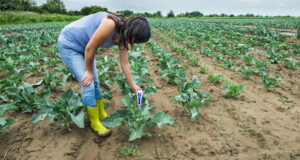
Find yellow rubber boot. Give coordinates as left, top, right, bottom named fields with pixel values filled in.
left=87, top=106, right=111, bottom=137
left=96, top=100, right=108, bottom=120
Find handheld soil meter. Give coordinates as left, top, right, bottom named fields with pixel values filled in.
left=137, top=90, right=143, bottom=108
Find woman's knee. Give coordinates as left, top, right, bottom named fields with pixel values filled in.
left=80, top=81, right=96, bottom=91
left=80, top=82, right=97, bottom=107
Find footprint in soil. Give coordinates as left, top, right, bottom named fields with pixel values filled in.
left=93, top=136, right=110, bottom=146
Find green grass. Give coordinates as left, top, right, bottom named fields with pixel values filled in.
left=0, top=11, right=82, bottom=25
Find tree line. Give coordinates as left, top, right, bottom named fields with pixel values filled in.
left=0, top=0, right=108, bottom=15
left=0, top=0, right=294, bottom=18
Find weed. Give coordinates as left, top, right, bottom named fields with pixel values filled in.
left=117, top=144, right=143, bottom=160
left=279, top=97, right=293, bottom=103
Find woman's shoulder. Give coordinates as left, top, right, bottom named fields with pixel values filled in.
left=101, top=16, right=116, bottom=28
left=97, top=11, right=109, bottom=15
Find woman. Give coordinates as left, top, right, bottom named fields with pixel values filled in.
left=57, top=12, right=151, bottom=137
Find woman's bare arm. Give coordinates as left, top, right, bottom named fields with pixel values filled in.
left=81, top=17, right=115, bottom=86
left=119, top=48, right=141, bottom=94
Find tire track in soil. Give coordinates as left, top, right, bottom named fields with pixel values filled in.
left=151, top=31, right=300, bottom=160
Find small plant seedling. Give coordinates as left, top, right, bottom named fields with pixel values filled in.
left=174, top=76, right=212, bottom=121
left=9, top=145, right=16, bottom=151
left=17, top=155, right=22, bottom=160
left=239, top=65, right=258, bottom=79
left=243, top=53, right=254, bottom=65
left=0, top=104, right=18, bottom=130
left=281, top=51, right=292, bottom=58
left=265, top=51, right=282, bottom=64
left=117, top=144, right=143, bottom=160
left=207, top=73, right=224, bottom=84
left=279, top=97, right=293, bottom=103
left=222, top=80, right=246, bottom=98
left=248, top=128, right=255, bottom=134
left=158, top=134, right=164, bottom=143
left=260, top=72, right=282, bottom=91
left=190, top=57, right=200, bottom=66
left=265, top=150, right=271, bottom=159
left=284, top=59, right=299, bottom=70
left=214, top=53, right=226, bottom=62
left=200, top=66, right=207, bottom=73
left=22, top=136, right=31, bottom=142
left=222, top=59, right=239, bottom=69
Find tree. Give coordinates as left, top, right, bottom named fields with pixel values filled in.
left=167, top=10, right=175, bottom=18
left=208, top=14, right=219, bottom=17
left=153, top=11, right=162, bottom=18
left=0, top=0, right=37, bottom=11
left=40, top=0, right=67, bottom=14
left=189, top=11, right=203, bottom=17
left=80, top=5, right=107, bottom=15
left=245, top=13, right=255, bottom=17
left=67, top=10, right=81, bottom=16
left=176, top=11, right=204, bottom=18
left=134, top=12, right=145, bottom=17
left=220, top=13, right=228, bottom=17
left=177, top=13, right=185, bottom=17
left=117, top=10, right=134, bottom=17
left=185, top=12, right=191, bottom=17
left=144, top=12, right=150, bottom=17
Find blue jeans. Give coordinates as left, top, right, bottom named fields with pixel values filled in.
left=57, top=41, right=102, bottom=107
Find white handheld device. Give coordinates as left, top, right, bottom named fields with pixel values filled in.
left=137, top=90, right=143, bottom=108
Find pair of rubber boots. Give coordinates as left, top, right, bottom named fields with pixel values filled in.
left=86, top=100, right=111, bottom=137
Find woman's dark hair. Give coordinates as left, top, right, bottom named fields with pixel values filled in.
left=107, top=12, right=151, bottom=50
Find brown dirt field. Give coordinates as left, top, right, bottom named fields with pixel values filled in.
left=1, top=35, right=300, bottom=160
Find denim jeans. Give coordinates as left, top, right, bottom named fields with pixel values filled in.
left=57, top=41, right=102, bottom=107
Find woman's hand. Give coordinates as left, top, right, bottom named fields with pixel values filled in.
left=131, top=83, right=141, bottom=95
left=81, top=71, right=94, bottom=86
